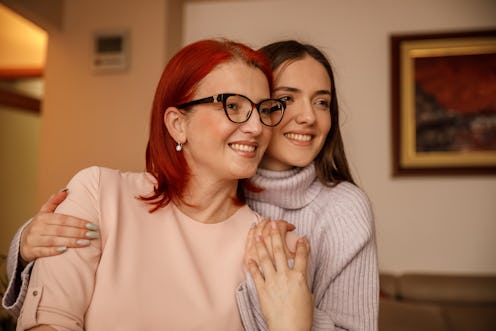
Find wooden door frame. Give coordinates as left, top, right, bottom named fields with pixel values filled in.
left=0, top=67, right=43, bottom=113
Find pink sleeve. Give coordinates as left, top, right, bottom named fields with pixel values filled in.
left=16, top=167, right=102, bottom=331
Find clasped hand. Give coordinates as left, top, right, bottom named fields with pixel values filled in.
left=245, top=220, right=313, bottom=331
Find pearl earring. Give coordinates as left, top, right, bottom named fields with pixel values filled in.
left=176, top=142, right=183, bottom=152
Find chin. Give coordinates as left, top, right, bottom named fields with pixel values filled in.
left=285, top=156, right=313, bottom=168
left=232, top=166, right=258, bottom=179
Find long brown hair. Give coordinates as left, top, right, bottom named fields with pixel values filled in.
left=260, top=40, right=355, bottom=186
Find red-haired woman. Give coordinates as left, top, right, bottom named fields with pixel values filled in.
left=9, top=39, right=312, bottom=331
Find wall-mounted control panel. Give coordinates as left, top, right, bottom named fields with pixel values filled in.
left=93, top=30, right=129, bottom=73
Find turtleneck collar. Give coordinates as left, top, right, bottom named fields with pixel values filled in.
left=245, top=163, right=323, bottom=209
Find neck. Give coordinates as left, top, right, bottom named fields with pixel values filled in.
left=176, top=175, right=241, bottom=224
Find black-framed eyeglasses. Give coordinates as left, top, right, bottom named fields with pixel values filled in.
left=176, top=93, right=286, bottom=127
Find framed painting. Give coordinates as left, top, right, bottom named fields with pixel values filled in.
left=391, top=30, right=496, bottom=176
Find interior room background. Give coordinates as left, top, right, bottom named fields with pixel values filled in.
left=0, top=0, right=495, bottom=276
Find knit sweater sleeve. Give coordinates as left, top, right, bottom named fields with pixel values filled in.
left=2, top=220, right=33, bottom=318
left=310, top=183, right=379, bottom=331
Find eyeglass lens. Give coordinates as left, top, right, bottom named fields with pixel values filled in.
left=224, top=95, right=284, bottom=126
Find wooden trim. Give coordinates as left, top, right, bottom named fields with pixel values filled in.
left=0, top=67, right=43, bottom=78
left=0, top=87, right=41, bottom=113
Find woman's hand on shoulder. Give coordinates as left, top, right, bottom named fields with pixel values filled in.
left=20, top=189, right=99, bottom=263
left=247, top=221, right=313, bottom=331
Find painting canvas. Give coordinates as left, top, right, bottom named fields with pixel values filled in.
left=391, top=30, right=496, bottom=175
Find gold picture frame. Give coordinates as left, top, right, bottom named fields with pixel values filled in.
left=391, top=30, right=496, bottom=176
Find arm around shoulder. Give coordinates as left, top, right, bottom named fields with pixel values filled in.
left=16, top=166, right=103, bottom=330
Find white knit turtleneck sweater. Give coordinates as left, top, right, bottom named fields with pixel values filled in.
left=243, top=163, right=379, bottom=331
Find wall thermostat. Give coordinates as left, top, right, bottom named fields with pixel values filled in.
left=93, top=30, right=130, bottom=73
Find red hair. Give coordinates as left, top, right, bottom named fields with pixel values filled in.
left=142, top=39, right=273, bottom=212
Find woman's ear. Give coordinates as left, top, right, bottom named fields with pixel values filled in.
left=164, top=107, right=186, bottom=144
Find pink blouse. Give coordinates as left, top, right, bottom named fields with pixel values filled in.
left=17, top=167, right=260, bottom=331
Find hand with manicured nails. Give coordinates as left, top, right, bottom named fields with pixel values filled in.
left=20, top=189, right=99, bottom=263
left=247, top=221, right=313, bottom=331
left=244, top=219, right=297, bottom=267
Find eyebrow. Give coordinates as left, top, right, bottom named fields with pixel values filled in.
left=273, top=86, right=300, bottom=93
left=273, top=86, right=331, bottom=98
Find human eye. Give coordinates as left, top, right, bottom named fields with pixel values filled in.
left=314, top=98, right=331, bottom=111
left=260, top=100, right=283, bottom=115
left=226, top=101, right=240, bottom=111
left=225, top=97, right=243, bottom=113
left=276, top=95, right=294, bottom=104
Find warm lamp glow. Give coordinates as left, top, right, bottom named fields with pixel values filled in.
left=0, top=4, right=48, bottom=68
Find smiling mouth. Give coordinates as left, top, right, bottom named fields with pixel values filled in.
left=284, top=133, right=312, bottom=142
left=229, top=143, right=256, bottom=152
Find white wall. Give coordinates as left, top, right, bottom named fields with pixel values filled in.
left=183, top=0, right=496, bottom=274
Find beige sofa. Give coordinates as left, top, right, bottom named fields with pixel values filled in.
left=378, top=273, right=496, bottom=331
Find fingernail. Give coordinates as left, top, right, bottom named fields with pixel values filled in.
left=59, top=188, right=69, bottom=193
left=271, top=221, right=277, bottom=229
left=86, top=223, right=99, bottom=231
left=86, top=231, right=100, bottom=239
left=76, top=239, right=91, bottom=246
left=56, top=246, right=67, bottom=252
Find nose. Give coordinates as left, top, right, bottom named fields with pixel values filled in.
left=239, top=108, right=263, bottom=135
left=295, top=100, right=316, bottom=125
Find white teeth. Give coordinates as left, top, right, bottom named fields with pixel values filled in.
left=230, top=143, right=256, bottom=152
left=285, top=133, right=312, bottom=142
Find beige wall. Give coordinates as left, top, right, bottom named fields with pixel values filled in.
left=2, top=0, right=495, bottom=274
left=36, top=0, right=167, bottom=202
left=183, top=0, right=496, bottom=274
left=1, top=0, right=167, bottom=253
left=0, top=4, right=46, bottom=254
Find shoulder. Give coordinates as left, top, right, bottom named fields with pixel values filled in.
left=305, top=182, right=376, bottom=272
left=69, top=166, right=152, bottom=187
left=65, top=167, right=155, bottom=203
left=63, top=166, right=101, bottom=195
left=58, top=167, right=153, bottom=223
left=313, top=181, right=374, bottom=235
left=322, top=181, right=371, bottom=211
left=314, top=181, right=371, bottom=211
